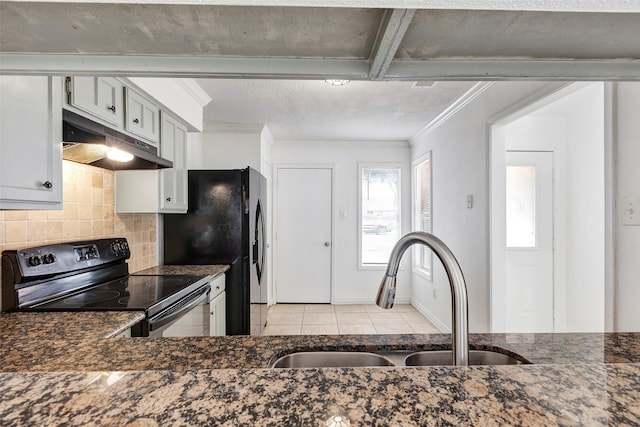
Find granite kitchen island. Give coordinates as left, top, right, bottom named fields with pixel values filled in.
left=1, top=315, right=639, bottom=426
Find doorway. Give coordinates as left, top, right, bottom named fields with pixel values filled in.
left=490, top=82, right=607, bottom=333
left=505, top=151, right=554, bottom=332
left=274, top=166, right=333, bottom=303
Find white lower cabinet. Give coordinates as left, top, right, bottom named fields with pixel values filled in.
left=114, top=329, right=132, bottom=338
left=209, top=274, right=226, bottom=336
left=0, top=76, right=63, bottom=210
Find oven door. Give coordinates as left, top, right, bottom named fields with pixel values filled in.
left=146, top=284, right=211, bottom=338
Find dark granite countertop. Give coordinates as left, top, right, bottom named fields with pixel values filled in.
left=0, top=362, right=638, bottom=426
left=0, top=311, right=145, bottom=340
left=133, top=264, right=229, bottom=277
left=1, top=264, right=638, bottom=425
left=2, top=332, right=640, bottom=372
left=1, top=332, right=639, bottom=425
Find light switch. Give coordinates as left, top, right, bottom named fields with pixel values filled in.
left=340, top=210, right=348, bottom=219
left=622, top=197, right=640, bottom=225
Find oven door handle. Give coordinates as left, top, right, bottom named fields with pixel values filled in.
left=147, top=285, right=211, bottom=331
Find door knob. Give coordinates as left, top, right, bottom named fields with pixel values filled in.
left=324, top=242, right=331, bottom=247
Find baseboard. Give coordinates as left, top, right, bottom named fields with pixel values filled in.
left=411, top=298, right=450, bottom=333
left=331, top=296, right=411, bottom=305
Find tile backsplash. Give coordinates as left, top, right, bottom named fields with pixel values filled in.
left=0, top=161, right=158, bottom=276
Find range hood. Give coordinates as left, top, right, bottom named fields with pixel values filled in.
left=62, top=110, right=172, bottom=170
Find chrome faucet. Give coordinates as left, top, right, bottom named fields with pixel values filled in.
left=376, top=232, right=469, bottom=366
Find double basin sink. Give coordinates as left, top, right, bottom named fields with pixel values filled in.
left=271, top=349, right=530, bottom=368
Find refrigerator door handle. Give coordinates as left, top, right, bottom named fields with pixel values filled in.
left=254, top=200, right=265, bottom=282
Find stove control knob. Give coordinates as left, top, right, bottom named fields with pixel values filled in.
left=122, top=242, right=129, bottom=251
left=42, top=254, right=56, bottom=264
left=111, top=242, right=121, bottom=252
left=28, top=256, right=42, bottom=267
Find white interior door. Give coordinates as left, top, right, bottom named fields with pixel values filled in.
left=275, top=167, right=332, bottom=303
left=505, top=151, right=554, bottom=332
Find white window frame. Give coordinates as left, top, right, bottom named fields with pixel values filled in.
left=413, top=152, right=433, bottom=280
left=358, top=162, right=402, bottom=270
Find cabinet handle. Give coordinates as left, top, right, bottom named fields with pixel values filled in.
left=133, top=118, right=139, bottom=124
left=42, top=181, right=53, bottom=189
left=107, top=105, right=116, bottom=113
left=166, top=197, right=171, bottom=202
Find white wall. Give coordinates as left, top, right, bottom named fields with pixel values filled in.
left=410, top=82, right=556, bottom=333
left=188, top=125, right=265, bottom=171
left=272, top=141, right=412, bottom=304
left=615, top=82, right=640, bottom=332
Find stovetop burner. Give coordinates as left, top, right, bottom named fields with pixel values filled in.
left=63, top=290, right=121, bottom=306
left=31, top=274, right=210, bottom=314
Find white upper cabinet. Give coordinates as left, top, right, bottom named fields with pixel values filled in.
left=159, top=112, right=188, bottom=212
left=67, top=77, right=124, bottom=128
left=125, top=88, right=160, bottom=144
left=0, top=76, right=63, bottom=210
left=115, top=112, right=189, bottom=214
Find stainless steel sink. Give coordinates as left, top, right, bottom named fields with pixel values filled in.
left=270, top=349, right=529, bottom=368
left=404, top=350, right=527, bottom=366
left=271, top=351, right=394, bottom=368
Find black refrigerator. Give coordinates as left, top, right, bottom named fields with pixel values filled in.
left=163, top=167, right=267, bottom=335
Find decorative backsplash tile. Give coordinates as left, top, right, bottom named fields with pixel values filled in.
left=0, top=161, right=158, bottom=277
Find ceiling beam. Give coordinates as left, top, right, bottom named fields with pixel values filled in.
left=2, top=53, right=639, bottom=81
left=0, top=54, right=370, bottom=79
left=385, top=60, right=640, bottom=81
left=368, top=8, right=416, bottom=80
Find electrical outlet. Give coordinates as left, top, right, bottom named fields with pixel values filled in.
left=623, top=197, right=640, bottom=225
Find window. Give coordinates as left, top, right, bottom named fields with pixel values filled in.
left=359, top=164, right=402, bottom=267
left=414, top=153, right=432, bottom=278
left=506, top=165, right=537, bottom=248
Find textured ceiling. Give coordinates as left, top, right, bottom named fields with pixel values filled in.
left=196, top=79, right=476, bottom=140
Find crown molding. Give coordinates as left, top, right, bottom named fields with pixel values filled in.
left=409, top=82, right=495, bottom=144
left=174, top=79, right=213, bottom=107
left=274, top=139, right=410, bottom=149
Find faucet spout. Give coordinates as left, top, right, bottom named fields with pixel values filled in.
left=375, top=232, right=469, bottom=366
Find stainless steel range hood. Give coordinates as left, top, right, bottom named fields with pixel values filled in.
left=62, top=110, right=172, bottom=170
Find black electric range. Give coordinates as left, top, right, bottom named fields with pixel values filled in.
left=1, top=238, right=211, bottom=337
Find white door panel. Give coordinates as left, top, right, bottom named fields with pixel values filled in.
left=276, top=168, right=332, bottom=303
left=505, top=151, right=554, bottom=332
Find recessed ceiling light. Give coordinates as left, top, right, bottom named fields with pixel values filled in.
left=325, top=79, right=350, bottom=86
left=412, top=81, right=437, bottom=88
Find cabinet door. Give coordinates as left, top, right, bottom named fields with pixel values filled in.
left=125, top=88, right=160, bottom=144
left=210, top=292, right=227, bottom=336
left=68, top=77, right=124, bottom=127
left=209, top=274, right=226, bottom=336
left=159, top=112, right=188, bottom=213
left=0, top=76, right=63, bottom=209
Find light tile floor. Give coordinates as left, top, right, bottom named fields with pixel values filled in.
left=262, top=304, right=441, bottom=336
